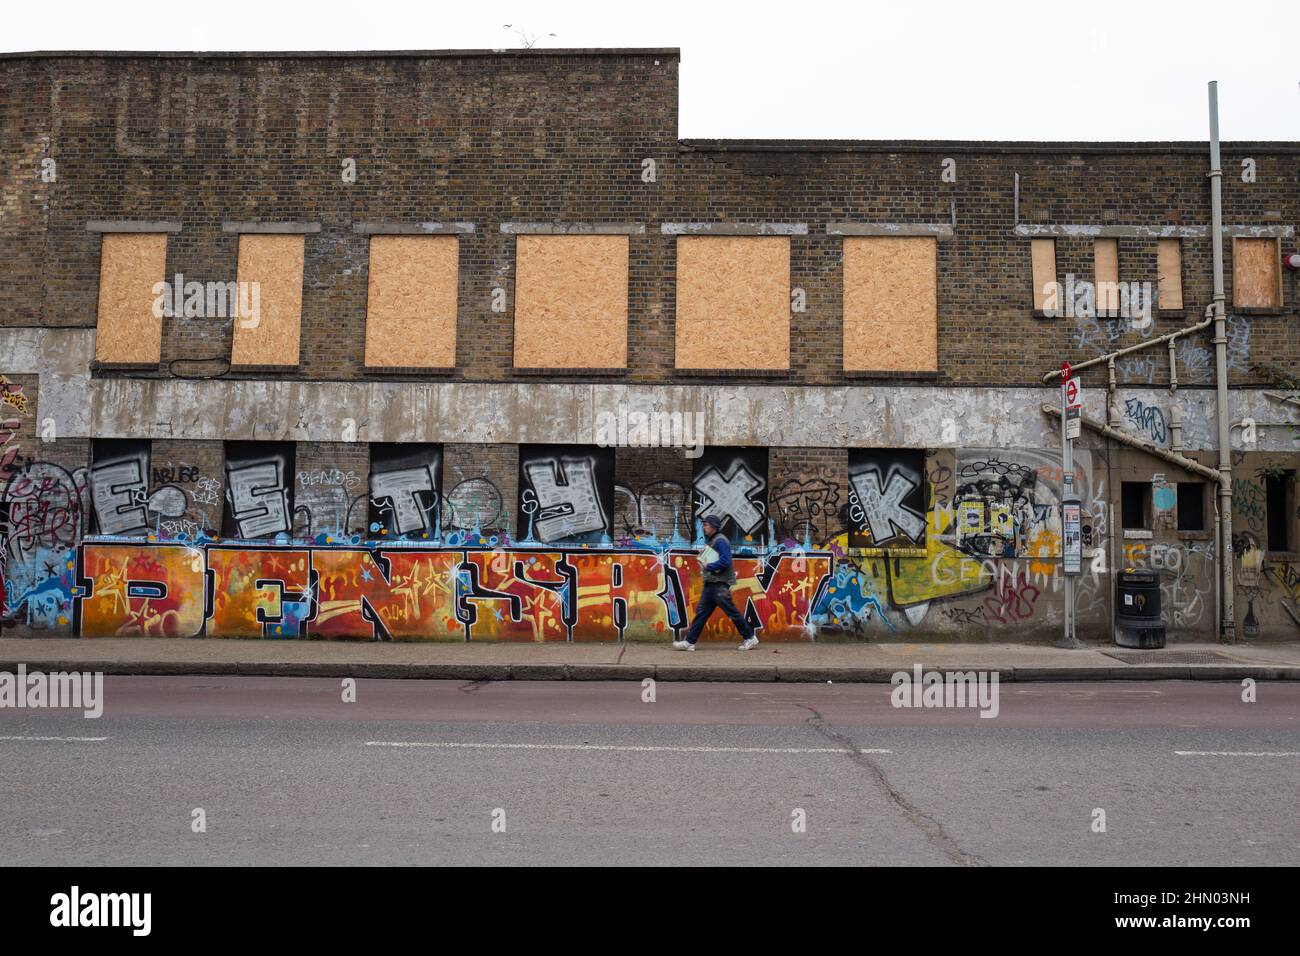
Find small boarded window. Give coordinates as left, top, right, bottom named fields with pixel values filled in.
left=1031, top=238, right=1057, bottom=313
left=514, top=235, right=628, bottom=370
left=675, top=236, right=789, bottom=370
left=1094, top=238, right=1120, bottom=314
left=1156, top=238, right=1184, bottom=311
left=364, top=236, right=459, bottom=369
left=842, top=237, right=937, bottom=373
left=1233, top=237, right=1282, bottom=310
left=230, top=234, right=305, bottom=367
left=94, top=233, right=169, bottom=365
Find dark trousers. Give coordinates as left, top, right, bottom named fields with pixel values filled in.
left=685, top=582, right=754, bottom=644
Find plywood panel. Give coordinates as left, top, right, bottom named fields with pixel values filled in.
left=675, top=236, right=789, bottom=369
left=1031, top=239, right=1056, bottom=312
left=231, top=234, right=304, bottom=367
left=94, top=233, right=168, bottom=364
left=513, top=235, right=628, bottom=369
left=1094, top=238, right=1120, bottom=313
left=842, top=237, right=937, bottom=372
left=1156, top=238, right=1183, bottom=310
left=364, top=236, right=459, bottom=368
left=1234, top=237, right=1281, bottom=309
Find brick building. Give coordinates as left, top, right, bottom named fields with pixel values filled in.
left=2, top=48, right=1298, bottom=642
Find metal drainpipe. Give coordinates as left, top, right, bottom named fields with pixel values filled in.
left=1168, top=338, right=1183, bottom=453
left=1209, top=81, right=1236, bottom=643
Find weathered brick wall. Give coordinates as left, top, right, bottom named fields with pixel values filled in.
left=148, top=439, right=225, bottom=537
left=612, top=445, right=693, bottom=541
left=442, top=442, right=518, bottom=537
left=293, top=441, right=369, bottom=538
left=768, top=446, right=848, bottom=545
left=3, top=52, right=1297, bottom=391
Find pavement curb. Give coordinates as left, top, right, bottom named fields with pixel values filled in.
left=2, top=658, right=1297, bottom=681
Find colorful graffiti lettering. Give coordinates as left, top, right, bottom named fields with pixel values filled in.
left=73, top=541, right=833, bottom=643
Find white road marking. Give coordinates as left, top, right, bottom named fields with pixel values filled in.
left=366, top=741, right=889, bottom=755
left=1174, top=750, right=1299, bottom=757
left=0, top=735, right=109, bottom=742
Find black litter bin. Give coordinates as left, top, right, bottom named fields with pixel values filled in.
left=1115, top=567, right=1165, bottom=648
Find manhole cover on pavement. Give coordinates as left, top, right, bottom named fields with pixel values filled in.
left=1102, top=650, right=1233, bottom=665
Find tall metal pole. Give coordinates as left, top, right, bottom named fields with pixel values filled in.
left=1057, top=377, right=1082, bottom=648
left=1208, top=81, right=1237, bottom=642
left=1063, top=379, right=1075, bottom=645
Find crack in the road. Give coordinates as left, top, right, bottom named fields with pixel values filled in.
left=799, top=704, right=988, bottom=867
left=458, top=679, right=491, bottom=694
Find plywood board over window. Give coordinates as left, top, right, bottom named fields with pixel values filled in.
left=1093, top=238, right=1120, bottom=313
left=230, top=234, right=305, bottom=367
left=1156, top=238, right=1184, bottom=311
left=94, top=233, right=169, bottom=365
left=1031, top=238, right=1056, bottom=313
left=842, top=237, right=937, bottom=373
left=674, top=236, right=790, bottom=370
left=364, top=236, right=459, bottom=368
left=513, top=235, right=628, bottom=369
left=1233, top=237, right=1282, bottom=309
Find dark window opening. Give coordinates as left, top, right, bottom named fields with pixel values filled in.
left=1177, top=483, right=1206, bottom=532
left=1121, top=482, right=1150, bottom=530
left=1265, top=471, right=1295, bottom=552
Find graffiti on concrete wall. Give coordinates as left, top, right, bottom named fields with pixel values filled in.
left=1, top=460, right=86, bottom=630
left=1123, top=397, right=1168, bottom=445
left=811, top=449, right=1100, bottom=635
left=73, top=540, right=833, bottom=643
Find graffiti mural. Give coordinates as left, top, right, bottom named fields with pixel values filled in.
left=72, top=540, right=833, bottom=643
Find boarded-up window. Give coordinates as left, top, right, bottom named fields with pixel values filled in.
left=1156, top=238, right=1184, bottom=311
left=675, top=236, right=789, bottom=370
left=1233, top=237, right=1282, bottom=309
left=364, top=236, right=459, bottom=368
left=514, top=235, right=628, bottom=369
left=1094, top=238, right=1120, bottom=314
left=842, top=237, right=937, bottom=372
left=1031, top=239, right=1057, bottom=312
left=230, top=234, right=305, bottom=367
left=94, top=233, right=169, bottom=365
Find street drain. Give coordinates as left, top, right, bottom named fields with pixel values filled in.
left=1101, top=650, right=1234, bottom=665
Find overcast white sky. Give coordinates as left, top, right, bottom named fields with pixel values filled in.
left=6, top=0, right=1298, bottom=141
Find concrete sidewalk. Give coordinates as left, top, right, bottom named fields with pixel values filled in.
left=1, top=638, right=1297, bottom=682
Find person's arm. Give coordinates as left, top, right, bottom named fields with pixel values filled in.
left=705, top=535, right=732, bottom=573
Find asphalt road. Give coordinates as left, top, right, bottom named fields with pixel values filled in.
left=0, top=677, right=1296, bottom=866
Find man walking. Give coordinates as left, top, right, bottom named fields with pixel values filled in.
left=673, top=514, right=760, bottom=651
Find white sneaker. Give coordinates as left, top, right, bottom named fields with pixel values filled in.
left=738, top=636, right=760, bottom=651
left=672, top=640, right=695, bottom=651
